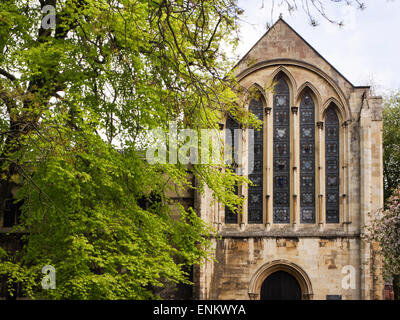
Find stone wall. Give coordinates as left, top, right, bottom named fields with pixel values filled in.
left=194, top=18, right=385, bottom=300
left=205, top=236, right=361, bottom=300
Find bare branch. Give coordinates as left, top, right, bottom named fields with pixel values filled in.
left=0, top=68, right=17, bottom=82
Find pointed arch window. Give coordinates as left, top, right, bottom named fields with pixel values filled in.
left=299, top=92, right=316, bottom=223
left=325, top=105, right=340, bottom=223
left=273, top=76, right=290, bottom=224
left=248, top=97, right=264, bottom=224
left=237, top=74, right=344, bottom=227
left=225, top=116, right=239, bottom=224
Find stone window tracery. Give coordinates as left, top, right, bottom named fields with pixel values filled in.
left=325, top=105, right=340, bottom=223
left=300, top=92, right=316, bottom=223
left=236, top=76, right=343, bottom=227
left=273, top=77, right=291, bottom=224
left=248, top=97, right=264, bottom=224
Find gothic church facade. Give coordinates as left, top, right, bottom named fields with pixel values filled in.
left=193, top=18, right=384, bottom=300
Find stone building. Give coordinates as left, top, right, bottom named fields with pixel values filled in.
left=192, top=18, right=384, bottom=300
left=0, top=18, right=385, bottom=301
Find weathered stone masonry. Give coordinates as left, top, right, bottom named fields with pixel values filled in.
left=193, top=18, right=384, bottom=300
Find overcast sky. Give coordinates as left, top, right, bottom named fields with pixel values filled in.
left=235, top=0, right=400, bottom=95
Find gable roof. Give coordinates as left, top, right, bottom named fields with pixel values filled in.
left=233, top=18, right=369, bottom=89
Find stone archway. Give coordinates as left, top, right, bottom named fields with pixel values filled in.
left=248, top=260, right=314, bottom=300
left=260, top=270, right=302, bottom=300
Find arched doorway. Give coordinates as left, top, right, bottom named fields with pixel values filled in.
left=260, top=271, right=302, bottom=300
left=248, top=260, right=313, bottom=300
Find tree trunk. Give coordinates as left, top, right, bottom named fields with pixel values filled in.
left=393, top=274, right=400, bottom=300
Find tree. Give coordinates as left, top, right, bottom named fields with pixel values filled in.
left=267, top=0, right=367, bottom=27
left=0, top=0, right=370, bottom=299
left=367, top=188, right=400, bottom=300
left=0, top=0, right=247, bottom=299
left=366, top=91, right=400, bottom=300
left=383, top=91, right=400, bottom=202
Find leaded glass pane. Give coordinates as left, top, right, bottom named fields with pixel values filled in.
left=275, top=143, right=288, bottom=156
left=275, top=111, right=289, bottom=124
left=274, top=159, right=288, bottom=172
left=225, top=116, right=239, bottom=224
left=273, top=77, right=290, bottom=223
left=273, top=208, right=290, bottom=223
left=325, top=106, right=340, bottom=223
left=300, top=92, right=315, bottom=223
left=248, top=98, right=263, bottom=224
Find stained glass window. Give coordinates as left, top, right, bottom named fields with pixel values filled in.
left=300, top=93, right=315, bottom=223
left=225, top=116, right=239, bottom=224
left=325, top=105, right=340, bottom=223
left=248, top=98, right=264, bottom=224
left=273, top=77, right=290, bottom=223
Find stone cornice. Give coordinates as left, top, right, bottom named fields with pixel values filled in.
left=216, top=229, right=360, bottom=239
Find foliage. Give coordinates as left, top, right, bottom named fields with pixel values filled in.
left=367, top=189, right=400, bottom=277
left=383, top=91, right=400, bottom=202
left=0, top=0, right=372, bottom=299
left=2, top=129, right=220, bottom=299
left=370, top=91, right=400, bottom=299
left=366, top=186, right=400, bottom=299
left=0, top=0, right=246, bottom=299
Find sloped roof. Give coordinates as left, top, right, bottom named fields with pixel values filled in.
left=233, top=18, right=369, bottom=89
